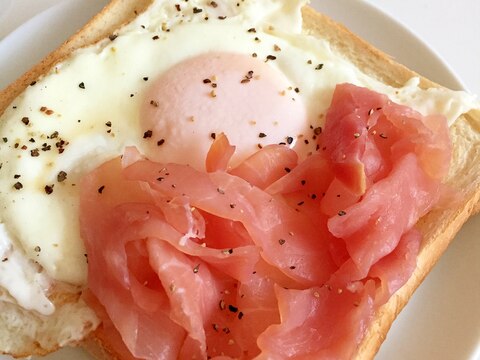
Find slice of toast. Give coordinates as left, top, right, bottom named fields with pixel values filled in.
left=0, top=1, right=479, bottom=359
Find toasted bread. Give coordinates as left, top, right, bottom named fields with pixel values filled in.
left=0, top=1, right=479, bottom=359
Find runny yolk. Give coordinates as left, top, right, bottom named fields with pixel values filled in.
left=141, top=52, right=307, bottom=170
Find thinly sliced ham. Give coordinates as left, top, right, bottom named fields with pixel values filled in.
left=80, top=83, right=452, bottom=359
left=369, top=228, right=421, bottom=305
left=327, top=153, right=441, bottom=284
left=321, top=83, right=451, bottom=194
left=229, top=145, right=298, bottom=190
left=206, top=133, right=236, bottom=173
left=122, top=158, right=337, bottom=286
left=256, top=281, right=376, bottom=359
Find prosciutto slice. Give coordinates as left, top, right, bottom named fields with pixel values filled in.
left=80, top=84, right=451, bottom=359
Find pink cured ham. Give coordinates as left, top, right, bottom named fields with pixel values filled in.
left=80, top=84, right=451, bottom=359
left=229, top=144, right=298, bottom=190
left=322, top=83, right=451, bottom=195
left=256, top=281, right=376, bottom=360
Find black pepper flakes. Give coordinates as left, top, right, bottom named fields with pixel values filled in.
left=175, top=4, right=181, bottom=11
left=229, top=203, right=236, bottom=209
left=143, top=77, right=149, bottom=81
left=30, top=81, right=37, bottom=86
left=222, top=327, right=230, bottom=334
left=314, top=127, right=322, bottom=135
left=193, top=7, right=203, bottom=13
left=44, top=185, right=54, bottom=195
left=1, top=258, right=7, bottom=262
left=13, top=182, right=23, bottom=190
left=212, top=323, right=219, bottom=332
left=289, top=266, right=296, bottom=270
left=217, top=188, right=225, bottom=195
left=258, top=132, right=267, bottom=138
left=98, top=185, right=105, bottom=194
left=286, top=136, right=294, bottom=144
left=247, top=27, right=256, bottom=33
left=210, top=1, right=218, bottom=7
left=150, top=100, right=159, bottom=107
left=2, top=137, right=7, bottom=143
left=228, top=305, right=238, bottom=313
left=294, top=87, right=300, bottom=93
left=284, top=167, right=291, bottom=173
left=338, top=210, right=347, bottom=216
left=157, top=139, right=165, bottom=146
left=193, top=264, right=200, bottom=273
left=34, top=246, right=41, bottom=252
left=210, top=132, right=216, bottom=140
left=265, top=55, right=277, bottom=62
left=238, top=312, right=244, bottom=320
left=315, top=64, right=324, bottom=70
left=241, top=70, right=254, bottom=84
left=55, top=139, right=69, bottom=154
left=21, top=117, right=29, bottom=125
left=143, top=130, right=153, bottom=139
left=57, top=171, right=67, bottom=182
left=301, top=180, right=306, bottom=186
left=218, top=15, right=227, bottom=20
left=109, top=34, right=118, bottom=41
left=13, top=174, right=21, bottom=179
left=31, top=149, right=40, bottom=157
left=278, top=239, right=286, bottom=245
left=78, top=82, right=86, bottom=89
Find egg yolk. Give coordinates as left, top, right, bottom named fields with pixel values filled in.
left=141, top=52, right=307, bottom=170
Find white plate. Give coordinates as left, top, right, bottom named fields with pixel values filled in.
left=0, top=1, right=479, bottom=359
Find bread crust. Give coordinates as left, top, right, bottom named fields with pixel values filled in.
left=0, top=1, right=479, bottom=359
